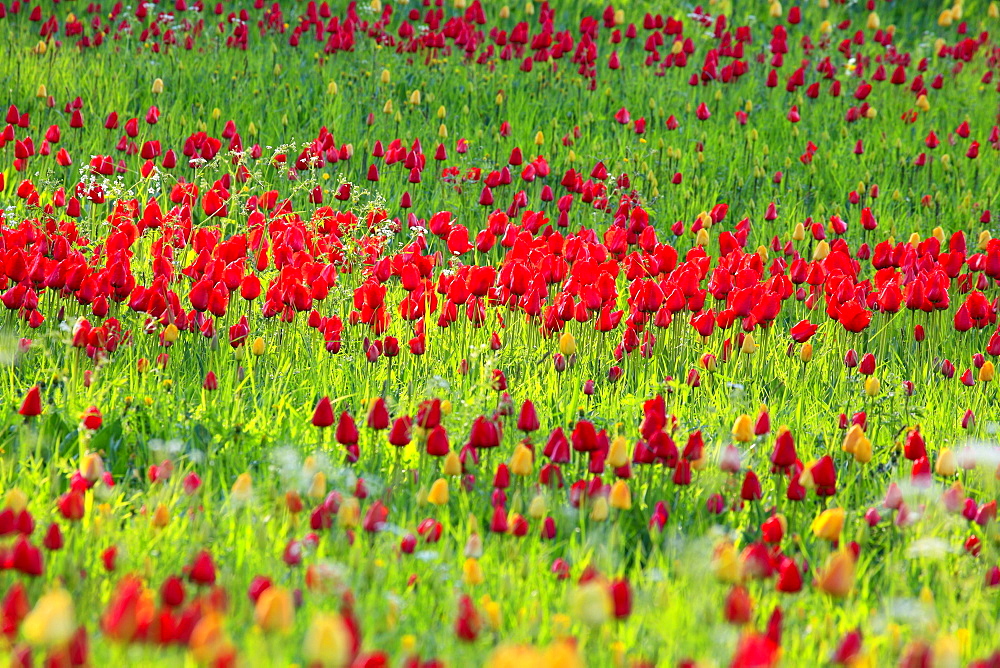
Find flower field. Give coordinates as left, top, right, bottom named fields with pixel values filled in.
left=2, top=0, right=1000, bottom=665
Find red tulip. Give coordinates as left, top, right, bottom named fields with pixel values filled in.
left=335, top=412, right=359, bottom=445
left=161, top=576, right=186, bottom=607
left=366, top=398, right=389, bottom=430
left=81, top=406, right=102, bottom=430
left=517, top=400, right=540, bottom=432
left=740, top=471, right=763, bottom=501
left=610, top=579, right=632, bottom=618
left=187, top=550, right=216, bottom=586
left=454, top=595, right=481, bottom=642
left=724, top=585, right=753, bottom=624
left=312, top=397, right=335, bottom=428
left=43, top=523, right=63, bottom=551
left=18, top=386, right=41, bottom=417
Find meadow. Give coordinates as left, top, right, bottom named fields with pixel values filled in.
left=1, top=0, right=1000, bottom=665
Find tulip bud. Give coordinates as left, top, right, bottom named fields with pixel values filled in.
left=607, top=436, right=629, bottom=468
left=442, top=451, right=462, bottom=476
left=251, top=337, right=265, bottom=356
left=853, top=436, right=873, bottom=464
left=302, top=614, right=351, bottom=668
left=255, top=586, right=294, bottom=634
left=427, top=478, right=449, bottom=506
left=464, top=533, right=483, bottom=558
left=609, top=481, right=631, bottom=510
left=231, top=473, right=252, bottom=504
left=528, top=494, right=547, bottom=519
left=463, top=558, right=484, bottom=586
left=935, top=449, right=958, bottom=477
left=337, top=498, right=359, bottom=528
left=80, top=452, right=105, bottom=482
left=509, top=444, right=533, bottom=476
left=712, top=541, right=740, bottom=582
left=811, top=508, right=845, bottom=541
left=151, top=504, right=170, bottom=528
left=590, top=497, right=609, bottom=522
left=6, top=489, right=27, bottom=513
left=307, top=472, right=327, bottom=499
left=816, top=551, right=856, bottom=598
left=732, top=414, right=754, bottom=443
left=22, top=589, right=75, bottom=647
left=559, top=332, right=577, bottom=355
left=570, top=581, right=612, bottom=628
left=842, top=424, right=864, bottom=454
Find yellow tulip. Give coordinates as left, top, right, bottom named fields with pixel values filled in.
left=442, top=451, right=462, bottom=476
left=732, top=414, right=754, bottom=443
left=609, top=481, right=632, bottom=510
left=22, top=589, right=75, bottom=647
left=569, top=581, right=612, bottom=628
left=811, top=507, right=845, bottom=541
left=936, top=448, right=958, bottom=477
left=712, top=541, right=740, bottom=582
left=189, top=613, right=230, bottom=664
left=6, top=489, right=27, bottom=513
left=151, top=504, right=170, bottom=528
left=842, top=424, right=864, bottom=454
left=853, top=436, right=873, bottom=464
left=231, top=473, right=252, bottom=504
left=80, top=452, right=105, bottom=482
left=812, top=240, right=831, bottom=261
left=303, top=613, right=351, bottom=668
left=255, top=587, right=295, bottom=633
left=527, top=494, right=547, bottom=520
left=251, top=336, right=265, bottom=356
left=558, top=331, right=577, bottom=355
left=337, top=498, right=360, bottom=528
left=589, top=497, right=609, bottom=522
left=816, top=551, right=856, bottom=598
left=308, top=471, right=327, bottom=499
left=979, top=361, right=995, bottom=382
left=463, top=558, right=484, bottom=586
left=482, top=598, right=501, bottom=630
left=427, top=478, right=449, bottom=506
left=608, top=436, right=629, bottom=468
left=510, top=444, right=533, bottom=476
